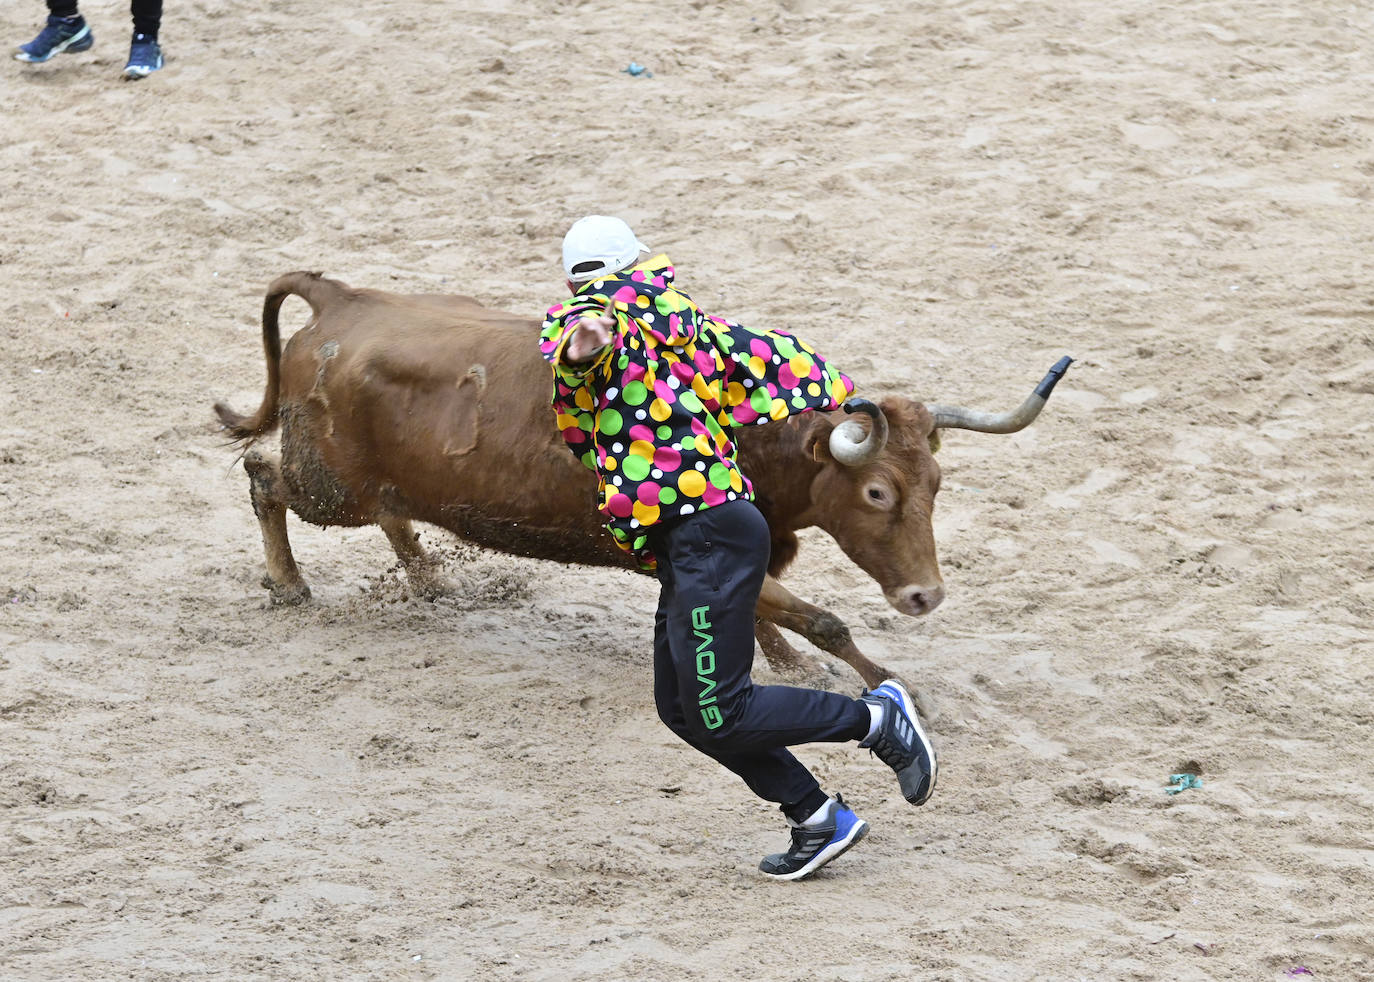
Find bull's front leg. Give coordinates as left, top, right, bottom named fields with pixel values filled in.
left=244, top=449, right=311, bottom=605
left=755, top=575, right=890, bottom=689
left=755, top=576, right=932, bottom=718
left=753, top=618, right=829, bottom=682
left=378, top=516, right=457, bottom=600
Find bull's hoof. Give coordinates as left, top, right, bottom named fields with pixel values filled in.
left=758, top=653, right=845, bottom=691
left=264, top=577, right=312, bottom=606
left=904, top=681, right=937, bottom=722
left=862, top=665, right=937, bottom=721
left=757, top=652, right=810, bottom=680
left=406, top=572, right=458, bottom=602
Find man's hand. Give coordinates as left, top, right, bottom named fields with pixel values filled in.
left=565, top=304, right=617, bottom=363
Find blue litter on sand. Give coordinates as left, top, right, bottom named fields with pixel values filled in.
left=622, top=62, right=653, bottom=77
left=1164, top=773, right=1203, bottom=795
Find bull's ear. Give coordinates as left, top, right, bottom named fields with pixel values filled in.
left=916, top=402, right=940, bottom=454
left=805, top=416, right=837, bottom=463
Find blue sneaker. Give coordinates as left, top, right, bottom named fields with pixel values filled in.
left=122, top=33, right=162, bottom=78
left=758, top=795, right=869, bottom=881
left=14, top=15, right=93, bottom=63
left=861, top=679, right=938, bottom=805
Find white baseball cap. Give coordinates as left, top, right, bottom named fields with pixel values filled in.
left=562, top=215, right=649, bottom=283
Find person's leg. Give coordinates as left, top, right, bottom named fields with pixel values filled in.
left=653, top=573, right=829, bottom=819
left=651, top=500, right=935, bottom=878
left=130, top=0, right=161, bottom=38
left=654, top=502, right=870, bottom=813
left=660, top=501, right=871, bottom=751
left=653, top=503, right=878, bottom=879
left=122, top=0, right=162, bottom=77
left=46, top=0, right=80, bottom=19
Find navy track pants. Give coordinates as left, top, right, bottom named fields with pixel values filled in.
left=648, top=499, right=870, bottom=809
left=45, top=0, right=162, bottom=36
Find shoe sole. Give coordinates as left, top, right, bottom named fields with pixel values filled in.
left=877, top=680, right=938, bottom=806
left=13, top=25, right=91, bottom=63
left=760, top=818, right=869, bottom=882
left=122, top=53, right=162, bottom=79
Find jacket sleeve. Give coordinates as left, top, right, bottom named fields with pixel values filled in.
left=540, top=302, right=618, bottom=384
left=708, top=318, right=856, bottom=426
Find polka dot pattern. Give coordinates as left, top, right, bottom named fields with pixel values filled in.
left=540, top=255, right=854, bottom=567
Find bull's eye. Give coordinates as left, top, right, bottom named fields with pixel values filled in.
left=864, top=484, right=894, bottom=509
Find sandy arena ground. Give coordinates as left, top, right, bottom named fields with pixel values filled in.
left=3, top=1, right=1373, bottom=979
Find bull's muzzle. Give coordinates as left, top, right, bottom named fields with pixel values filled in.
left=887, top=582, right=946, bottom=617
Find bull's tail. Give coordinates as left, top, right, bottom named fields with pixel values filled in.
left=213, top=271, right=347, bottom=443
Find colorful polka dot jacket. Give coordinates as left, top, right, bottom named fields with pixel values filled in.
left=540, top=254, right=855, bottom=567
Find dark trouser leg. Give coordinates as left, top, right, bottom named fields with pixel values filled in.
left=47, top=0, right=81, bottom=19
left=654, top=601, right=826, bottom=808
left=651, top=501, right=869, bottom=809
left=131, top=0, right=161, bottom=36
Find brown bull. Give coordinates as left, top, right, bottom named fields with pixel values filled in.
left=214, top=271, right=1070, bottom=690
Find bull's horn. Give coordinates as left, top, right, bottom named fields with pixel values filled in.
left=927, top=356, right=1074, bottom=433
left=829, top=397, right=889, bottom=466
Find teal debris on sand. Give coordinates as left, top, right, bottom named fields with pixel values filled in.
left=622, top=62, right=653, bottom=78
left=1164, top=773, right=1203, bottom=795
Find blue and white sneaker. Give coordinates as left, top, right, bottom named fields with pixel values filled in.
left=122, top=33, right=162, bottom=78
left=861, top=679, right=938, bottom=805
left=14, top=15, right=93, bottom=63
left=758, top=795, right=869, bottom=881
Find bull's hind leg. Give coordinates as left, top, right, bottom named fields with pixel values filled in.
left=243, top=449, right=311, bottom=605
left=378, top=516, right=456, bottom=600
